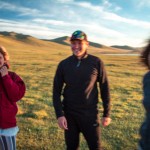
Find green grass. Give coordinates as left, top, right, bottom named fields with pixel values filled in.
left=5, top=45, right=146, bottom=150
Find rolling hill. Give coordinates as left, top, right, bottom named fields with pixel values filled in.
left=0, top=31, right=71, bottom=52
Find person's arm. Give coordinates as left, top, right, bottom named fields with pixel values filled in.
left=143, top=74, right=150, bottom=149
left=53, top=62, right=68, bottom=130
left=53, top=62, right=65, bottom=119
left=98, top=59, right=111, bottom=126
left=144, top=116, right=150, bottom=150
left=1, top=67, right=26, bottom=102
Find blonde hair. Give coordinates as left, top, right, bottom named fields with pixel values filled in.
left=0, top=46, right=9, bottom=61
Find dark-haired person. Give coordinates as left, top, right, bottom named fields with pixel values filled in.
left=53, top=30, right=111, bottom=150
left=0, top=46, right=26, bottom=150
left=138, top=40, right=150, bottom=150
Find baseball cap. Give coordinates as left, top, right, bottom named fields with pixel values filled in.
left=70, top=30, right=88, bottom=41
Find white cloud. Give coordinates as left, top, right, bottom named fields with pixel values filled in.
left=33, top=19, right=71, bottom=26
left=0, top=18, right=124, bottom=39
left=103, top=12, right=150, bottom=29
left=136, top=0, right=150, bottom=7
left=0, top=1, right=40, bottom=16
left=114, top=6, right=122, bottom=12
left=0, top=19, right=48, bottom=30
left=94, top=36, right=146, bottom=47
left=75, top=2, right=103, bottom=12
left=0, top=19, right=68, bottom=39
left=55, top=0, right=73, bottom=3
left=102, top=0, right=112, bottom=8
left=32, top=18, right=124, bottom=37
left=76, top=1, right=121, bottom=12
left=72, top=1, right=150, bottom=29
left=83, top=24, right=124, bottom=38
left=102, top=0, right=122, bottom=11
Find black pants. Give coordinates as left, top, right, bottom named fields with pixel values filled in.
left=65, top=114, right=101, bottom=150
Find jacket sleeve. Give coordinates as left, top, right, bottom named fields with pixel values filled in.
left=53, top=62, right=64, bottom=118
left=142, top=73, right=150, bottom=149
left=144, top=116, right=150, bottom=150
left=98, top=59, right=111, bottom=117
left=2, top=72, right=26, bottom=102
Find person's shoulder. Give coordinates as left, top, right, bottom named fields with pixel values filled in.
left=8, top=71, right=20, bottom=80
left=60, top=56, right=73, bottom=63
left=58, top=55, right=73, bottom=66
left=8, top=71, right=17, bottom=76
left=88, top=54, right=102, bottom=61
left=9, top=71, right=21, bottom=77
left=88, top=54, right=103, bottom=64
left=143, top=71, right=150, bottom=81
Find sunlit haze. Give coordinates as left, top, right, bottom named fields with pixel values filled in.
left=0, top=0, right=150, bottom=47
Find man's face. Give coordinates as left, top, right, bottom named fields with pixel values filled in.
left=71, top=40, right=89, bottom=58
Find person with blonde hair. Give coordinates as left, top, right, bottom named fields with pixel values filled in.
left=139, top=40, right=150, bottom=150
left=0, top=46, right=26, bottom=150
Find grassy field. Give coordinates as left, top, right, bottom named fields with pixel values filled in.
left=2, top=41, right=147, bottom=150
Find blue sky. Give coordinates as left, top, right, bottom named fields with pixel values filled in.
left=0, top=0, right=150, bottom=47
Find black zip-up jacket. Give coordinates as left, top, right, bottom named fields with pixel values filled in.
left=53, top=54, right=111, bottom=118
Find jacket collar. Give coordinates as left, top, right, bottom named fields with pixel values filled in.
left=72, top=51, right=88, bottom=60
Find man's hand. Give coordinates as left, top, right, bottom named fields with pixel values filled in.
left=0, top=66, right=8, bottom=77
left=58, top=116, right=68, bottom=130
left=102, top=117, right=111, bottom=127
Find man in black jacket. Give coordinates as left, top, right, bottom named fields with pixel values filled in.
left=53, top=30, right=111, bottom=150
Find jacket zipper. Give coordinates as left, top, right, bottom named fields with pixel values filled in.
left=76, top=60, right=81, bottom=67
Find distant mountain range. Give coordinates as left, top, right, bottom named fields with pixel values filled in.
left=0, top=31, right=143, bottom=53
left=111, top=45, right=135, bottom=50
